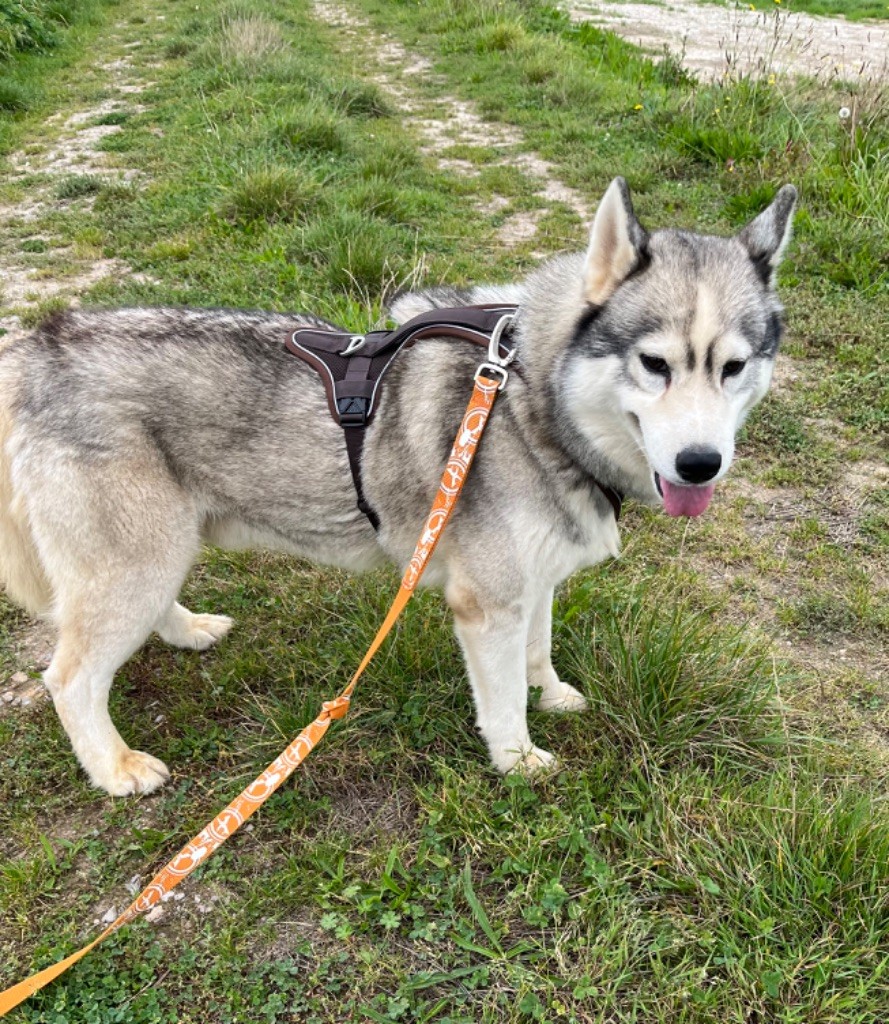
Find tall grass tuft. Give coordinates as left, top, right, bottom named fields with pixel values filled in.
left=222, top=165, right=320, bottom=224
left=0, top=0, right=62, bottom=62
left=217, top=13, right=284, bottom=68
left=559, top=579, right=787, bottom=769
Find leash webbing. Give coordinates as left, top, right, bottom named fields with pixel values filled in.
left=0, top=372, right=505, bottom=1017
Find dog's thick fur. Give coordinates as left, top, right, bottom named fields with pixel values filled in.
left=0, top=179, right=796, bottom=795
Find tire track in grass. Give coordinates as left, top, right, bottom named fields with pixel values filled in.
left=0, top=50, right=156, bottom=349
left=313, top=0, right=590, bottom=250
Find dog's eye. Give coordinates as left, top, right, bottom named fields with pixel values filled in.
left=640, top=354, right=670, bottom=378
left=722, top=360, right=746, bottom=379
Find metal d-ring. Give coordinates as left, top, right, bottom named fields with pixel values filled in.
left=339, top=335, right=367, bottom=356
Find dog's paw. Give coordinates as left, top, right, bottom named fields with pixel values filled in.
left=493, top=744, right=559, bottom=776
left=511, top=745, right=559, bottom=777
left=160, top=610, right=234, bottom=651
left=96, top=750, right=171, bottom=796
left=182, top=613, right=234, bottom=651
left=536, top=681, right=588, bottom=714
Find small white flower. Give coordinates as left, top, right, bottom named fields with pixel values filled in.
left=838, top=106, right=851, bottom=120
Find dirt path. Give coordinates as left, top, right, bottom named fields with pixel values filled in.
left=573, top=0, right=889, bottom=82
left=0, top=42, right=155, bottom=347
left=314, top=0, right=590, bottom=249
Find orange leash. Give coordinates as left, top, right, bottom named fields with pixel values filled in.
left=0, top=361, right=510, bottom=1017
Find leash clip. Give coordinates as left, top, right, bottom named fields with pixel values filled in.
left=475, top=313, right=515, bottom=390
left=339, top=334, right=366, bottom=356
left=487, top=314, right=516, bottom=367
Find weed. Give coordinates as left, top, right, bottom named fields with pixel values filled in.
left=302, top=209, right=410, bottom=298
left=325, top=78, right=391, bottom=119
left=271, top=104, right=350, bottom=157
left=17, top=293, right=68, bottom=327
left=20, top=236, right=48, bottom=253
left=217, top=12, right=284, bottom=68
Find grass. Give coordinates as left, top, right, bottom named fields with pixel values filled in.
left=0, top=0, right=886, bottom=1021
left=729, top=0, right=889, bottom=20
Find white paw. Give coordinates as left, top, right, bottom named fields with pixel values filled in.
left=536, top=681, right=588, bottom=714
left=493, top=744, right=559, bottom=776
left=184, top=613, right=234, bottom=651
left=95, top=749, right=171, bottom=796
left=161, top=612, right=234, bottom=651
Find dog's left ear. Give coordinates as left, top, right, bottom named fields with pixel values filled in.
left=583, top=177, right=649, bottom=306
left=737, top=184, right=798, bottom=287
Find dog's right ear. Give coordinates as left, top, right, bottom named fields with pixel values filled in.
left=582, top=177, right=649, bottom=306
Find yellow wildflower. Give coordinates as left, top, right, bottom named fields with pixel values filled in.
left=634, top=103, right=643, bottom=110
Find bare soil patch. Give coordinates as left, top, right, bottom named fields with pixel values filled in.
left=572, top=0, right=889, bottom=81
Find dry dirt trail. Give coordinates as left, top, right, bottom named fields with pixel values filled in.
left=313, top=0, right=592, bottom=250
left=0, top=44, right=159, bottom=349
left=572, top=0, right=889, bottom=82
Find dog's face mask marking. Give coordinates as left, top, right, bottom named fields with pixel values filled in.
left=566, top=178, right=797, bottom=516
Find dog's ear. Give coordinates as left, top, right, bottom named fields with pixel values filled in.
left=737, top=184, right=798, bottom=287
left=582, top=177, right=649, bottom=306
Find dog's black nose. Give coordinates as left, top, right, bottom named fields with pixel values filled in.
left=675, top=447, right=722, bottom=484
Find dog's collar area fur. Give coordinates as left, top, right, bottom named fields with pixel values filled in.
left=284, top=305, right=622, bottom=528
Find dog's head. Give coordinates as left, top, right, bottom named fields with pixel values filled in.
left=558, top=177, right=797, bottom=516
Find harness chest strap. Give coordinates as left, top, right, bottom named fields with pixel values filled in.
left=284, top=304, right=520, bottom=530
left=283, top=305, right=623, bottom=525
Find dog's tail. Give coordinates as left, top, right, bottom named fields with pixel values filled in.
left=0, top=370, right=53, bottom=617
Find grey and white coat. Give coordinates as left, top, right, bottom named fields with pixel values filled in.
left=0, top=178, right=796, bottom=795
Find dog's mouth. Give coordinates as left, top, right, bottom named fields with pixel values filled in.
left=654, top=473, right=716, bottom=518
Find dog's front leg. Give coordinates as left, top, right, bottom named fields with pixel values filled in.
left=527, top=587, right=588, bottom=713
left=448, top=585, right=555, bottom=774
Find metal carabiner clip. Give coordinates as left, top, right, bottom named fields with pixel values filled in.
left=486, top=314, right=516, bottom=368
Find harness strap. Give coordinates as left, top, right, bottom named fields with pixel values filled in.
left=284, top=304, right=624, bottom=527
left=285, top=305, right=520, bottom=530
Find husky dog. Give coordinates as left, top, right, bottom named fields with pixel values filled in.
left=0, top=178, right=796, bottom=796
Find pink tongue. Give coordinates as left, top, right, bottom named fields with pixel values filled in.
left=661, top=479, right=716, bottom=517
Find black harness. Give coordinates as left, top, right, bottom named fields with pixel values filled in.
left=283, top=305, right=623, bottom=529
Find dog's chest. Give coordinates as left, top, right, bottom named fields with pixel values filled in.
left=521, top=492, right=621, bottom=584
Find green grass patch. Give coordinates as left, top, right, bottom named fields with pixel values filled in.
left=733, top=0, right=889, bottom=19
left=222, top=164, right=322, bottom=225
left=53, top=172, right=102, bottom=199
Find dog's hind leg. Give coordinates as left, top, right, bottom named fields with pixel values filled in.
left=526, top=587, right=587, bottom=713
left=156, top=602, right=233, bottom=651
left=28, top=450, right=201, bottom=795
left=447, top=579, right=556, bottom=775
left=46, top=622, right=173, bottom=796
